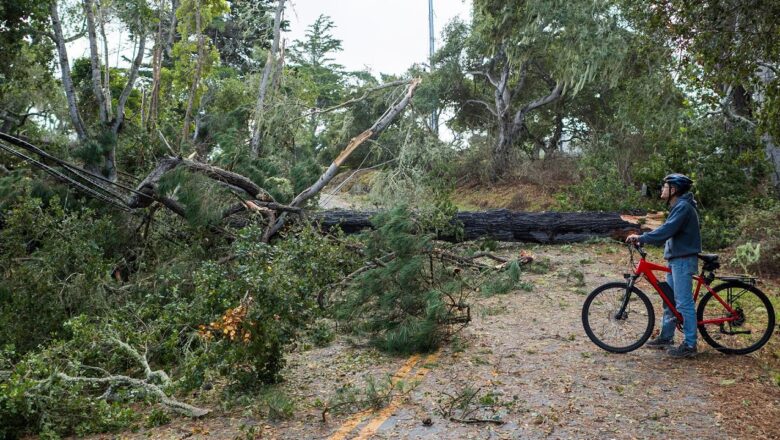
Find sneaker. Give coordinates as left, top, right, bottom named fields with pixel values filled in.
left=667, top=343, right=697, bottom=358
left=644, top=337, right=674, bottom=349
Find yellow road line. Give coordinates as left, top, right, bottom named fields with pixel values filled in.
left=328, top=354, right=421, bottom=440
left=354, top=351, right=441, bottom=440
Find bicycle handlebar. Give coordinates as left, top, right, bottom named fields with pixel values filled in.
left=628, top=242, right=647, bottom=259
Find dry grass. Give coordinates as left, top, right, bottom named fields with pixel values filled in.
left=453, top=157, right=579, bottom=211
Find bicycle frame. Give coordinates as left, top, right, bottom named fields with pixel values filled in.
left=625, top=251, right=740, bottom=327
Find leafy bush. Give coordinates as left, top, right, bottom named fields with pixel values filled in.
left=556, top=165, right=645, bottom=212
left=733, top=204, right=780, bottom=275
left=0, top=197, right=120, bottom=352
left=186, top=225, right=358, bottom=387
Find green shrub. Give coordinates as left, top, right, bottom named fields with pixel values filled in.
left=0, top=197, right=119, bottom=353
left=308, top=318, right=336, bottom=347
left=734, top=204, right=780, bottom=275
left=335, top=206, right=469, bottom=354
left=186, top=225, right=357, bottom=387
left=556, top=166, right=644, bottom=212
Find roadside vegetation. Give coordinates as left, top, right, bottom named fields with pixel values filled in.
left=0, top=0, right=778, bottom=437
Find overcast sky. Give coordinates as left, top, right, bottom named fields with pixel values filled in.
left=67, top=1, right=472, bottom=77
left=286, top=0, right=472, bottom=75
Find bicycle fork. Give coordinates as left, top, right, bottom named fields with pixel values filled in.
left=614, top=274, right=639, bottom=320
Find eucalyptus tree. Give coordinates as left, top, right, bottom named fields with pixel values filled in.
left=46, top=0, right=154, bottom=181
left=81, top=0, right=152, bottom=180
left=433, top=0, right=631, bottom=178
left=628, top=0, right=780, bottom=191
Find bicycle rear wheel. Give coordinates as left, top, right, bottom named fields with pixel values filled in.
left=697, top=281, right=775, bottom=355
left=582, top=282, right=654, bottom=353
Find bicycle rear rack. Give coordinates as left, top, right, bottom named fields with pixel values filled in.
left=716, top=275, right=758, bottom=286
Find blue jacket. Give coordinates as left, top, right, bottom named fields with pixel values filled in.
left=639, top=192, right=702, bottom=260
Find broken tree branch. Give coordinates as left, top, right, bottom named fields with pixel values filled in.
left=56, top=372, right=209, bottom=417
left=268, top=78, right=422, bottom=237
left=54, top=337, right=208, bottom=417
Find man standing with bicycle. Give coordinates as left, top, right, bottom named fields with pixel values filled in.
left=626, top=173, right=701, bottom=358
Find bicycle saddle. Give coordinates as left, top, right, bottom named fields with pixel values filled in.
left=698, top=253, right=720, bottom=271
left=698, top=253, right=719, bottom=264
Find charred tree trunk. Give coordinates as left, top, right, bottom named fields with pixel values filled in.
left=315, top=209, right=640, bottom=244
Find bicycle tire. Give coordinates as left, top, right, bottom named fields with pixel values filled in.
left=582, top=282, right=655, bottom=353
left=697, top=281, right=775, bottom=355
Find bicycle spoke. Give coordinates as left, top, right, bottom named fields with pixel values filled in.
left=583, top=284, right=653, bottom=352
left=698, top=283, right=775, bottom=354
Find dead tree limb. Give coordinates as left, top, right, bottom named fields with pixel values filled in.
left=56, top=372, right=209, bottom=417
left=54, top=337, right=208, bottom=418
left=268, top=78, right=422, bottom=237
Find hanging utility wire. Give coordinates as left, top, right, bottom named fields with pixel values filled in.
left=0, top=132, right=153, bottom=202
left=0, top=141, right=133, bottom=212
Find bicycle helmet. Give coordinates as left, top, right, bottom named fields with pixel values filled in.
left=663, top=173, right=693, bottom=194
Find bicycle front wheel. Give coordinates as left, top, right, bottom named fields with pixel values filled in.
left=582, top=282, right=655, bottom=353
left=697, top=281, right=775, bottom=355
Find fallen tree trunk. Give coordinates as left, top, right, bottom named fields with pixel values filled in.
left=315, top=209, right=642, bottom=244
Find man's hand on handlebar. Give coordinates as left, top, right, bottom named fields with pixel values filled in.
left=625, top=234, right=641, bottom=245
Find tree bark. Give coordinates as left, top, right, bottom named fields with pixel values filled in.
left=146, top=0, right=167, bottom=131
left=763, top=132, right=780, bottom=190
left=180, top=0, right=205, bottom=146
left=314, top=209, right=641, bottom=244
left=99, top=2, right=112, bottom=120
left=755, top=66, right=780, bottom=191
left=249, top=0, right=285, bottom=157
left=164, top=0, right=179, bottom=61
left=112, top=27, right=146, bottom=135
left=84, top=0, right=110, bottom=124
left=50, top=0, right=88, bottom=142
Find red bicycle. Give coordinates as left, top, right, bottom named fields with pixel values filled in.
left=582, top=244, right=775, bottom=354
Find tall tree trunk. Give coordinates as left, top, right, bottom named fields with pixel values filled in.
left=164, top=0, right=179, bottom=62
left=490, top=82, right=563, bottom=177
left=491, top=123, right=513, bottom=179
left=84, top=0, right=110, bottom=124
left=146, top=0, right=167, bottom=131
left=50, top=0, right=88, bottom=142
left=112, top=28, right=146, bottom=135
left=763, top=132, right=780, bottom=191
left=180, top=0, right=204, bottom=146
left=249, top=0, right=285, bottom=157
left=755, top=66, right=780, bottom=191
left=99, top=4, right=113, bottom=120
